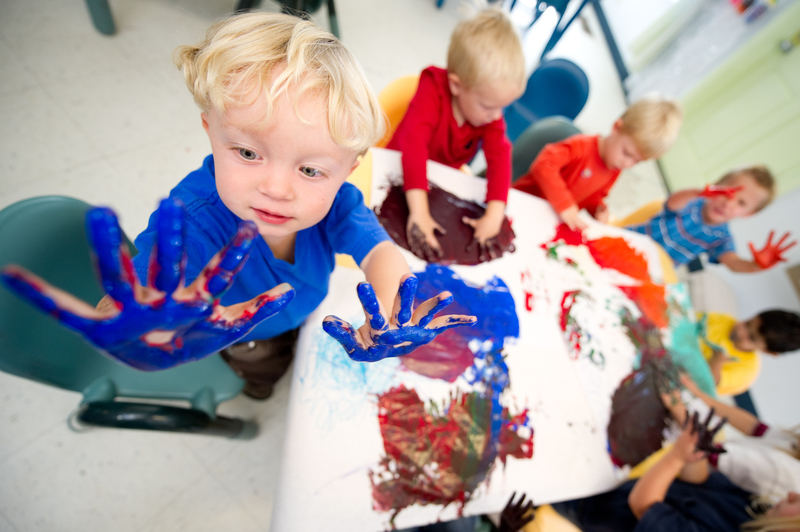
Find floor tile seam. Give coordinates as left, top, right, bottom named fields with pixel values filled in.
left=0, top=415, right=69, bottom=470
left=0, top=507, right=21, bottom=532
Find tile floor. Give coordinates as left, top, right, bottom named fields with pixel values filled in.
left=0, top=1, right=667, bottom=530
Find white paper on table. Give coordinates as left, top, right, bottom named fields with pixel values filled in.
left=272, top=148, right=669, bottom=532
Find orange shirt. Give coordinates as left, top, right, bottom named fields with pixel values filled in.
left=512, top=134, right=619, bottom=216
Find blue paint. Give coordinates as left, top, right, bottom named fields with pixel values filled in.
left=356, top=282, right=386, bottom=331
left=413, top=265, right=520, bottom=456
left=324, top=273, right=475, bottom=363
left=394, top=275, right=417, bottom=325
left=153, top=197, right=185, bottom=294
left=1, top=199, right=295, bottom=371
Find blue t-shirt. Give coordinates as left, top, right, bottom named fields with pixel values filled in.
left=627, top=197, right=735, bottom=265
left=132, top=155, right=391, bottom=342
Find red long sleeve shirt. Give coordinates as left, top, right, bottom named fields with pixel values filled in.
left=512, top=134, right=619, bottom=216
left=386, top=66, right=512, bottom=203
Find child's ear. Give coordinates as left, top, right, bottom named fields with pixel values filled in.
left=447, top=73, right=463, bottom=97
left=201, top=112, right=210, bottom=134
left=611, top=118, right=624, bottom=133
left=349, top=156, right=361, bottom=176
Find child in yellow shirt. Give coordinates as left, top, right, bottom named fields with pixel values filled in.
left=697, top=310, right=800, bottom=396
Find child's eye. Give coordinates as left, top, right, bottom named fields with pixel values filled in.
left=237, top=148, right=258, bottom=161
left=300, top=166, right=322, bottom=178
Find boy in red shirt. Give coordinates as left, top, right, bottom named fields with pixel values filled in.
left=387, top=9, right=525, bottom=261
left=513, top=97, right=683, bottom=231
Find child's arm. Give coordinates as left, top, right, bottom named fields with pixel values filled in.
left=521, top=143, right=586, bottom=231
left=628, top=419, right=709, bottom=519
left=681, top=374, right=763, bottom=436
left=323, top=241, right=477, bottom=362
left=717, top=252, right=762, bottom=273
left=405, top=189, right=446, bottom=261
left=666, top=185, right=742, bottom=212
left=0, top=199, right=295, bottom=371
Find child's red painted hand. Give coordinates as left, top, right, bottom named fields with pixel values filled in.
left=0, top=198, right=295, bottom=371
left=700, top=184, right=743, bottom=199
left=748, top=230, right=797, bottom=269
left=323, top=274, right=477, bottom=362
left=558, top=205, right=587, bottom=232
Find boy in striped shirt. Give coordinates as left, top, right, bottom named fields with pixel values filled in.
left=628, top=166, right=795, bottom=272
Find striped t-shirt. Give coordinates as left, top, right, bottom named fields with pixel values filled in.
left=627, top=197, right=735, bottom=265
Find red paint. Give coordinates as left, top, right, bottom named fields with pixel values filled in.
left=550, top=224, right=586, bottom=246
left=619, top=284, right=668, bottom=329
left=524, top=291, right=534, bottom=311
left=586, top=236, right=650, bottom=281
left=400, top=328, right=476, bottom=383
left=371, top=385, right=534, bottom=524
left=559, top=291, right=583, bottom=358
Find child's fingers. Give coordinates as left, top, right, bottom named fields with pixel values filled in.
left=391, top=274, right=417, bottom=326
left=218, top=283, right=295, bottom=325
left=764, top=230, right=775, bottom=247
left=1, top=266, right=104, bottom=334
left=425, top=314, right=477, bottom=331
left=411, top=291, right=454, bottom=327
left=322, top=316, right=364, bottom=355
left=202, top=221, right=258, bottom=298
left=86, top=207, right=136, bottom=304
left=153, top=198, right=186, bottom=295
left=356, top=282, right=387, bottom=332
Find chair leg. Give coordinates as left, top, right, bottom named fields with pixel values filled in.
left=76, top=401, right=255, bottom=438
left=327, top=0, right=340, bottom=38
left=85, top=0, right=116, bottom=35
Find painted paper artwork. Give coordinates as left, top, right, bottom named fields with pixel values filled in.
left=272, top=149, right=714, bottom=531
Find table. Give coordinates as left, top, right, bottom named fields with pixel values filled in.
left=271, top=148, right=712, bottom=531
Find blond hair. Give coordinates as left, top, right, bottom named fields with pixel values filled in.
left=717, top=165, right=776, bottom=212
left=174, top=12, right=383, bottom=155
left=447, top=8, right=525, bottom=90
left=618, top=96, right=683, bottom=159
left=741, top=515, right=800, bottom=531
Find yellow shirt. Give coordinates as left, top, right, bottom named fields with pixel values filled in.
left=697, top=312, right=761, bottom=396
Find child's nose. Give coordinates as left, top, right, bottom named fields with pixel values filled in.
left=257, top=168, right=294, bottom=200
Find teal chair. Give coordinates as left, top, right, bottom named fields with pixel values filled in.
left=0, top=196, right=252, bottom=438
left=511, top=115, right=581, bottom=182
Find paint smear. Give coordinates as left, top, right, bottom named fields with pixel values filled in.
left=374, top=182, right=516, bottom=265
left=371, top=266, right=531, bottom=526
left=607, top=311, right=679, bottom=467
left=400, top=265, right=519, bottom=382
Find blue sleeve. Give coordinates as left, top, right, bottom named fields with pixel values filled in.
left=324, top=182, right=391, bottom=265
left=706, top=226, right=736, bottom=264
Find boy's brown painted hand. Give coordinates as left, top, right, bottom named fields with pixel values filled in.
left=406, top=211, right=445, bottom=262
left=499, top=492, right=535, bottom=532
left=748, top=230, right=797, bottom=269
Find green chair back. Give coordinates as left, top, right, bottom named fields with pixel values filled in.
left=0, top=196, right=243, bottom=416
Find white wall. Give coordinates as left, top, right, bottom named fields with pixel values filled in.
left=703, top=187, right=800, bottom=427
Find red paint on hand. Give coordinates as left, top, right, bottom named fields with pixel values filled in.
left=700, top=184, right=742, bottom=199
left=749, top=230, right=796, bottom=269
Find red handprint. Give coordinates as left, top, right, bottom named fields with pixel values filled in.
left=700, top=184, right=743, bottom=199
left=748, top=231, right=797, bottom=269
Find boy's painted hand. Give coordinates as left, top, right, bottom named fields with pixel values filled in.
left=685, top=408, right=727, bottom=458
left=748, top=230, right=797, bottom=269
left=593, top=204, right=610, bottom=223
left=499, top=492, right=535, bottom=532
left=406, top=210, right=445, bottom=262
left=700, top=184, right=743, bottom=199
left=558, top=205, right=587, bottom=232
left=0, top=198, right=295, bottom=371
left=322, top=274, right=477, bottom=362
left=463, top=210, right=509, bottom=263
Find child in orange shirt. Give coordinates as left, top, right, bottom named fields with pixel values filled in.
left=513, top=97, right=683, bottom=231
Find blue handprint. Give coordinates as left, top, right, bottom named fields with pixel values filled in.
left=1, top=198, right=294, bottom=371
left=323, top=274, right=476, bottom=362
